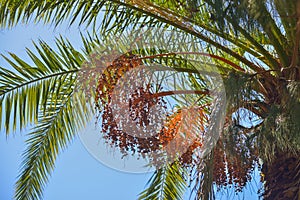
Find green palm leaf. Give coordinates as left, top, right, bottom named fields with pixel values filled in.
left=0, top=37, right=83, bottom=134
left=0, top=0, right=106, bottom=28
left=138, top=163, right=187, bottom=200
left=15, top=91, right=92, bottom=200
left=0, top=34, right=94, bottom=199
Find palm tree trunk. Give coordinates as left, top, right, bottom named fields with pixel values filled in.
left=262, top=151, right=300, bottom=200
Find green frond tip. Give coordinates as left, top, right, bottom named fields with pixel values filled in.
left=138, top=163, right=187, bottom=200
left=15, top=92, right=93, bottom=200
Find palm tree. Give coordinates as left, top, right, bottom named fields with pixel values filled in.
left=0, top=0, right=299, bottom=199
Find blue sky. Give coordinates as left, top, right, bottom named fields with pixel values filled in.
left=0, top=20, right=260, bottom=200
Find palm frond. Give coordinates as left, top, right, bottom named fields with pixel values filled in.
left=0, top=30, right=104, bottom=199
left=0, top=33, right=95, bottom=199
left=15, top=90, right=92, bottom=200
left=0, top=0, right=106, bottom=28
left=138, top=163, right=187, bottom=200
left=98, top=1, right=277, bottom=72
left=0, top=37, right=83, bottom=134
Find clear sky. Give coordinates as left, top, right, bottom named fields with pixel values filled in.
left=0, top=20, right=260, bottom=200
